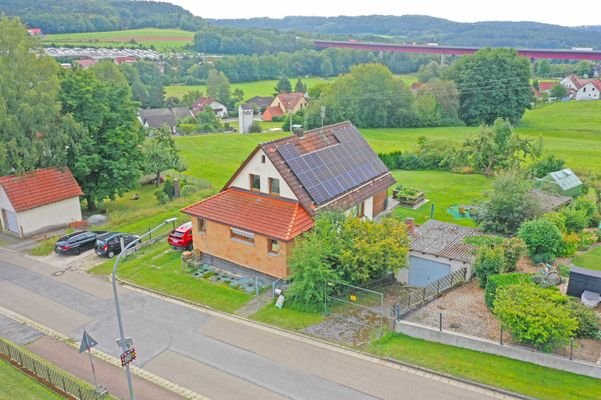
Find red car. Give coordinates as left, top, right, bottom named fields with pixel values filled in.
left=168, top=222, right=193, bottom=250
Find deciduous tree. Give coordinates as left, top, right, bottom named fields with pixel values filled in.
left=143, top=128, right=186, bottom=187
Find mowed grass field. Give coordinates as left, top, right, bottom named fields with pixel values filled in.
left=165, top=77, right=332, bottom=99
left=42, top=28, right=194, bottom=51
left=0, top=358, right=64, bottom=400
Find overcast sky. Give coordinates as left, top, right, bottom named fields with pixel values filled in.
left=164, top=0, right=598, bottom=26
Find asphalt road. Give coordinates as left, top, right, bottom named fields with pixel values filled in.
left=0, top=249, right=509, bottom=400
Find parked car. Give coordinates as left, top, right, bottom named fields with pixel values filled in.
left=95, top=232, right=140, bottom=258
left=55, top=231, right=104, bottom=255
left=168, top=222, right=193, bottom=250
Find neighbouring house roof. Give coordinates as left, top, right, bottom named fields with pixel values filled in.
left=410, top=220, right=484, bottom=264
left=262, top=105, right=284, bottom=121
left=182, top=188, right=314, bottom=241
left=244, top=96, right=273, bottom=109
left=0, top=167, right=83, bottom=212
left=538, top=81, right=557, bottom=92
left=275, top=92, right=305, bottom=113
left=530, top=189, right=572, bottom=213
left=564, top=74, right=601, bottom=91
left=240, top=121, right=395, bottom=215
left=138, top=107, right=193, bottom=129
left=75, top=59, right=97, bottom=69
left=27, top=28, right=42, bottom=35
left=192, top=97, right=226, bottom=114
left=546, top=168, right=583, bottom=191
left=114, top=56, right=137, bottom=65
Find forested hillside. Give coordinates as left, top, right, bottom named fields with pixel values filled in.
left=0, top=0, right=207, bottom=33
left=210, top=15, right=601, bottom=49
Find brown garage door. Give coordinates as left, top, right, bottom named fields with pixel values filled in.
left=372, top=189, right=388, bottom=217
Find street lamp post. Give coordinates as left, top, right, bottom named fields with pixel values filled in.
left=111, top=217, right=177, bottom=400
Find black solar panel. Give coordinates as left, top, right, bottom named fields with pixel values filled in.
left=277, top=126, right=389, bottom=205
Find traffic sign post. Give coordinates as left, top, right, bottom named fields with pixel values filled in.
left=78, top=330, right=103, bottom=393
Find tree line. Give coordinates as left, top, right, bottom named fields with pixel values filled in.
left=0, top=0, right=207, bottom=33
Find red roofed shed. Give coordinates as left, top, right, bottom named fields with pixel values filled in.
left=0, top=167, right=83, bottom=237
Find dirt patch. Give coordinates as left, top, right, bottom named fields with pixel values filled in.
left=303, top=310, right=389, bottom=346
left=405, top=280, right=502, bottom=340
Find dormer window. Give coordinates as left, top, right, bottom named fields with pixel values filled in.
left=250, top=174, right=261, bottom=191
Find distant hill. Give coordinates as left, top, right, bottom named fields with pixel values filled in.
left=210, top=15, right=601, bottom=49
left=0, top=0, right=208, bottom=33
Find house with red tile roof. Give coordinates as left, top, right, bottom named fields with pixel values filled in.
left=191, top=97, right=228, bottom=118
left=182, top=121, right=395, bottom=279
left=262, top=92, right=307, bottom=122
left=0, top=168, right=83, bottom=237
left=75, top=59, right=98, bottom=69
left=560, top=74, right=601, bottom=100
left=27, top=28, right=43, bottom=36
left=113, top=56, right=137, bottom=65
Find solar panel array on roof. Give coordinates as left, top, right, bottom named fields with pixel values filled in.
left=277, top=127, right=389, bottom=205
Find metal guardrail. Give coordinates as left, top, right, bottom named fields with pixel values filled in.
left=0, top=338, right=104, bottom=400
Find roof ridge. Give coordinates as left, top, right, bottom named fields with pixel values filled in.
left=181, top=188, right=230, bottom=213
left=286, top=203, right=300, bottom=240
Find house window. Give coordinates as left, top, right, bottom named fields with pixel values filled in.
left=268, top=238, right=280, bottom=254
left=231, top=228, right=255, bottom=244
left=261, top=155, right=266, bottom=163
left=269, top=178, right=280, bottom=196
left=250, top=174, right=261, bottom=191
left=197, top=218, right=207, bottom=232
left=357, top=201, right=365, bottom=218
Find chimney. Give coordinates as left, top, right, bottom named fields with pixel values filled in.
left=405, top=217, right=415, bottom=234
left=292, top=124, right=304, bottom=138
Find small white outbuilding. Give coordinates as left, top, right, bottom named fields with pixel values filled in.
left=0, top=167, right=83, bottom=237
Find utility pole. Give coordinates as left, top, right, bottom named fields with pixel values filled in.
left=320, top=105, right=326, bottom=128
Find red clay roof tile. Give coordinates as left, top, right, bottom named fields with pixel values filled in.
left=0, top=167, right=83, bottom=212
left=181, top=188, right=314, bottom=241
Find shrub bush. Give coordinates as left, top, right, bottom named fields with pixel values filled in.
left=485, top=273, right=533, bottom=309
left=542, top=212, right=567, bottom=233
left=561, top=207, right=589, bottom=233
left=518, top=218, right=562, bottom=263
left=500, top=237, right=526, bottom=272
left=578, top=230, right=598, bottom=251
left=494, top=284, right=577, bottom=350
left=566, top=298, right=601, bottom=338
left=556, top=232, right=580, bottom=257
left=474, top=246, right=505, bottom=288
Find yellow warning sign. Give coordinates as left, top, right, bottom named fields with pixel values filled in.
left=350, top=294, right=357, bottom=302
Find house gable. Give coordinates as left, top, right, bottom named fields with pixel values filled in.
left=227, top=148, right=297, bottom=200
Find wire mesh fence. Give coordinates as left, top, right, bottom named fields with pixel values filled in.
left=0, top=338, right=105, bottom=400
left=326, top=281, right=385, bottom=334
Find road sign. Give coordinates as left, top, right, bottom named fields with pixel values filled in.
left=120, top=348, right=137, bottom=367
left=116, top=337, right=133, bottom=349
left=79, top=331, right=98, bottom=353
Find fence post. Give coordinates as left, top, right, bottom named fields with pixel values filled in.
left=439, top=312, right=442, bottom=331
left=570, top=338, right=574, bottom=360
left=31, top=357, right=37, bottom=375
left=148, top=227, right=152, bottom=241
left=422, top=287, right=426, bottom=302
left=17, top=350, right=23, bottom=366
left=407, top=292, right=410, bottom=308
left=255, top=276, right=259, bottom=297
left=46, top=367, right=52, bottom=386
left=450, top=273, right=454, bottom=287
left=500, top=326, right=504, bottom=345
left=437, top=280, right=440, bottom=296
left=62, top=376, right=67, bottom=393
left=78, top=387, right=84, bottom=400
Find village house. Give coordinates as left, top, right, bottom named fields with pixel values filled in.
left=0, top=168, right=83, bottom=238
left=262, top=92, right=308, bottom=122
left=74, top=59, right=98, bottom=69
left=182, top=121, right=395, bottom=279
left=192, top=97, right=228, bottom=118
left=138, top=107, right=194, bottom=134
left=560, top=74, right=601, bottom=100
left=397, top=219, right=481, bottom=287
left=26, top=28, right=43, bottom=36
left=113, top=56, right=137, bottom=65
left=242, top=96, right=274, bottom=113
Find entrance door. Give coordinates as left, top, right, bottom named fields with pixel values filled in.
left=2, top=209, right=19, bottom=233
left=408, top=256, right=450, bottom=287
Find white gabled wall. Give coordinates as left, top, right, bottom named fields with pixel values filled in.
left=0, top=187, right=14, bottom=212
left=575, top=83, right=600, bottom=100
left=228, top=149, right=297, bottom=200
left=12, top=197, right=82, bottom=237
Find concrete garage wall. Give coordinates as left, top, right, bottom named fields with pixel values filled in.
left=16, top=197, right=82, bottom=237
left=394, top=319, right=601, bottom=379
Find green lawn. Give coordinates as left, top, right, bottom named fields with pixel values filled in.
left=89, top=242, right=252, bottom=313
left=0, top=358, right=64, bottom=400
left=572, top=246, right=601, bottom=271
left=250, top=303, right=326, bottom=331
left=165, top=76, right=331, bottom=100
left=369, top=333, right=601, bottom=400
left=174, top=132, right=287, bottom=188
left=361, top=101, right=601, bottom=176
left=41, top=28, right=194, bottom=52
left=390, top=171, right=492, bottom=226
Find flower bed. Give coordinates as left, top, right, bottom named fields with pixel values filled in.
left=393, top=186, right=425, bottom=206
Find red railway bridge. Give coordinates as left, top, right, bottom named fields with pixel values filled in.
left=315, top=40, right=601, bottom=61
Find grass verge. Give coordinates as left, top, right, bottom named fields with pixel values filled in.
left=0, top=358, right=64, bottom=400
left=89, top=242, right=252, bottom=313
left=368, top=332, right=601, bottom=400
left=250, top=303, right=326, bottom=331
left=30, top=236, right=60, bottom=256
left=572, top=246, right=601, bottom=271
